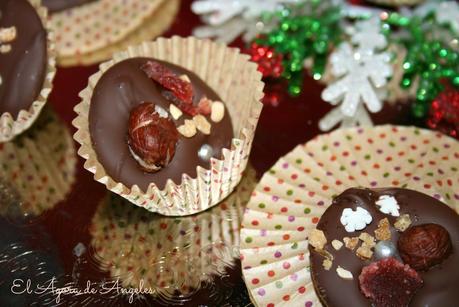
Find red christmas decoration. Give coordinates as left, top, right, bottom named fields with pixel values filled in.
left=248, top=42, right=284, bottom=78
left=427, top=87, right=459, bottom=139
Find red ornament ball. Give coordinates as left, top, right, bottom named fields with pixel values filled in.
left=248, top=43, right=284, bottom=78
left=427, top=87, right=459, bottom=139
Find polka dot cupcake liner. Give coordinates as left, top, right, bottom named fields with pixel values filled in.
left=90, top=166, right=256, bottom=297
left=73, top=36, right=264, bottom=216
left=0, top=0, right=56, bottom=142
left=240, top=125, right=459, bottom=307
left=58, top=0, right=180, bottom=67
left=49, top=0, right=172, bottom=66
left=0, top=107, right=77, bottom=217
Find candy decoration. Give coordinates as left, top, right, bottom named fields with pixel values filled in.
left=427, top=87, right=459, bottom=139
left=248, top=42, right=284, bottom=78
left=374, top=241, right=399, bottom=260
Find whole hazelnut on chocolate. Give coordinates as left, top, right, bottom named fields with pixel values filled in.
left=127, top=102, right=179, bottom=172
left=398, top=223, right=452, bottom=271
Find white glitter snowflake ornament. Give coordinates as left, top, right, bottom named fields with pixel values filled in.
left=192, top=0, right=299, bottom=43
left=436, top=1, right=459, bottom=34
left=319, top=17, right=393, bottom=131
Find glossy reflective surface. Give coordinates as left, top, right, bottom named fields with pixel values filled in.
left=0, top=1, right=410, bottom=306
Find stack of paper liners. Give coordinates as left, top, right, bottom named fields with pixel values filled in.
left=90, top=166, right=256, bottom=296
left=50, top=0, right=180, bottom=66
left=0, top=107, right=77, bottom=216
left=240, top=126, right=459, bottom=307
left=0, top=0, right=56, bottom=142
left=73, top=36, right=264, bottom=215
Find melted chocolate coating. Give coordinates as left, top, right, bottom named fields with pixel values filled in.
left=0, top=0, right=47, bottom=118
left=42, top=0, right=96, bottom=13
left=89, top=58, right=234, bottom=191
left=309, top=188, right=459, bottom=307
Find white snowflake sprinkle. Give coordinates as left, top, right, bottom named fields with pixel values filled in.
left=376, top=195, right=400, bottom=217
left=340, top=207, right=373, bottom=233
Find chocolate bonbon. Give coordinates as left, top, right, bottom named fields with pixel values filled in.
left=309, top=188, right=459, bottom=306
left=89, top=58, right=234, bottom=191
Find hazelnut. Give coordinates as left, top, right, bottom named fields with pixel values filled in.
left=398, top=223, right=452, bottom=271
left=127, top=102, right=179, bottom=172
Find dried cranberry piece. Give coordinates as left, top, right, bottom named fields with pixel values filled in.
left=359, top=257, right=423, bottom=307
left=161, top=90, right=198, bottom=116
left=141, top=61, right=194, bottom=105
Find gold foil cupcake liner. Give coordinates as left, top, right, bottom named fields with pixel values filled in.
left=0, top=107, right=77, bottom=217
left=58, top=0, right=180, bottom=67
left=73, top=36, right=264, bottom=216
left=239, top=125, right=459, bottom=306
left=50, top=0, right=169, bottom=66
left=0, top=0, right=56, bottom=143
left=90, top=166, right=256, bottom=297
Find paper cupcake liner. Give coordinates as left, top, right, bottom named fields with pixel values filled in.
left=50, top=0, right=166, bottom=62
left=90, top=166, right=256, bottom=298
left=57, top=0, right=180, bottom=67
left=240, top=125, right=459, bottom=307
left=0, top=107, right=77, bottom=217
left=0, top=0, right=56, bottom=143
left=73, top=36, right=264, bottom=216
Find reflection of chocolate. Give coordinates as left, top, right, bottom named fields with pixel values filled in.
left=90, top=166, right=256, bottom=299
left=89, top=58, right=234, bottom=191
left=42, top=0, right=97, bottom=13
left=0, top=0, right=47, bottom=118
left=309, top=188, right=459, bottom=307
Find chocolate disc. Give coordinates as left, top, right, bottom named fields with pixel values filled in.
left=42, top=0, right=97, bottom=13
left=309, top=188, right=459, bottom=306
left=89, top=58, right=234, bottom=191
left=0, top=0, right=47, bottom=118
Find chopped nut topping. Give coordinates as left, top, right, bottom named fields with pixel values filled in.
left=343, top=237, right=359, bottom=250
left=169, top=104, right=183, bottom=120
left=375, top=218, right=392, bottom=241
left=179, top=74, right=191, bottom=83
left=356, top=245, right=374, bottom=260
left=0, top=44, right=11, bottom=54
left=332, top=239, right=343, bottom=251
left=336, top=266, right=353, bottom=280
left=316, top=248, right=334, bottom=261
left=323, top=259, right=333, bottom=271
left=193, top=115, right=211, bottom=135
left=309, top=229, right=327, bottom=250
left=359, top=233, right=376, bottom=247
left=0, top=27, right=17, bottom=43
left=394, top=214, right=412, bottom=232
left=211, top=101, right=225, bottom=123
left=177, top=120, right=197, bottom=138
